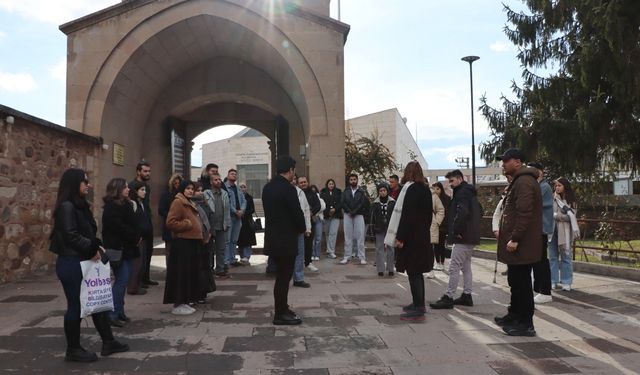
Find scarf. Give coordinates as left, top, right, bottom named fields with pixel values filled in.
left=555, top=197, right=580, bottom=249
left=384, top=181, right=414, bottom=247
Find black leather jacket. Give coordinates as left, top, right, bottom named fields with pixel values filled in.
left=320, top=187, right=343, bottom=219
left=342, top=186, right=369, bottom=216
left=49, top=201, right=101, bottom=260
left=102, top=200, right=141, bottom=259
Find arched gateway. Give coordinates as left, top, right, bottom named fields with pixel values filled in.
left=61, top=0, right=349, bottom=206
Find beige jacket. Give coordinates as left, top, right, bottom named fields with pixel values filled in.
left=430, top=193, right=445, bottom=243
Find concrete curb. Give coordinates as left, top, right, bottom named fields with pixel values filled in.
left=473, top=249, right=640, bottom=282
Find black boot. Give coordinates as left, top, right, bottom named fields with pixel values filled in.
left=429, top=294, right=454, bottom=309
left=92, top=312, right=129, bottom=356
left=453, top=293, right=474, bottom=306
left=64, top=319, right=97, bottom=362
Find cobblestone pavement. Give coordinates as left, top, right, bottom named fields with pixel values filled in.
left=1, top=249, right=639, bottom=374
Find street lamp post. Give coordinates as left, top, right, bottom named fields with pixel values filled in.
left=461, top=55, right=479, bottom=186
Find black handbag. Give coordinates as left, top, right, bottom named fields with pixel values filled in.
left=103, top=248, right=123, bottom=267
left=253, top=214, right=263, bottom=232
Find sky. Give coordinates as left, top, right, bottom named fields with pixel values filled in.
left=0, top=0, right=526, bottom=169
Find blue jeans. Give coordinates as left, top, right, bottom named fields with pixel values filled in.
left=293, top=234, right=305, bottom=282
left=312, top=218, right=323, bottom=258
left=225, top=216, right=242, bottom=264
left=548, top=231, right=573, bottom=286
left=110, top=259, right=130, bottom=320
left=56, top=255, right=83, bottom=321
left=240, top=246, right=252, bottom=260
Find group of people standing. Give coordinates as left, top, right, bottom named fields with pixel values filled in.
left=49, top=149, right=580, bottom=362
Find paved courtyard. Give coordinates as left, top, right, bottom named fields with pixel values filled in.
left=1, top=247, right=640, bottom=374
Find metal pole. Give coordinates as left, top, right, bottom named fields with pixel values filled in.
left=338, top=0, right=341, bottom=21
left=461, top=56, right=479, bottom=186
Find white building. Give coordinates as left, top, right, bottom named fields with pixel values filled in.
left=193, top=108, right=430, bottom=193
left=346, top=108, right=429, bottom=175
left=192, top=128, right=271, bottom=198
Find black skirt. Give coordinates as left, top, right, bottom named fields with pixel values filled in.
left=163, top=238, right=202, bottom=305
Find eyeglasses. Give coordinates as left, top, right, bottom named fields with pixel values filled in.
left=240, top=186, right=247, bottom=188
left=82, top=179, right=89, bottom=184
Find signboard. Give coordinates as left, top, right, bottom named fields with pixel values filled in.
left=112, top=143, right=125, bottom=166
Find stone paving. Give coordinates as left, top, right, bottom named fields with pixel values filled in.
left=1, top=248, right=640, bottom=374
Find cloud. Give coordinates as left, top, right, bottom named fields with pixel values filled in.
left=49, top=58, right=66, bottom=81
left=490, top=41, right=512, bottom=53
left=0, top=70, right=36, bottom=92
left=0, top=0, right=119, bottom=25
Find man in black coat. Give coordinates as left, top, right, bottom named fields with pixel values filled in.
left=262, top=156, right=306, bottom=325
left=130, top=161, right=157, bottom=286
left=430, top=169, right=481, bottom=309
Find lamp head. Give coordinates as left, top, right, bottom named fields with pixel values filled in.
left=461, top=56, right=480, bottom=63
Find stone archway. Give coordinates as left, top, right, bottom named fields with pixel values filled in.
left=61, top=0, right=349, bottom=210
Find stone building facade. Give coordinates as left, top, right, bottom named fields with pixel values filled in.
left=0, top=105, right=101, bottom=282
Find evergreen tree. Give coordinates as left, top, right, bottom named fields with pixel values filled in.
left=481, top=0, right=640, bottom=176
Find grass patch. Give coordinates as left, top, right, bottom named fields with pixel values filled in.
left=473, top=238, right=640, bottom=269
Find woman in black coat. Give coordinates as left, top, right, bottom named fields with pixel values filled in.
left=49, top=169, right=128, bottom=362
left=237, top=183, right=257, bottom=265
left=388, top=162, right=433, bottom=321
left=128, top=180, right=152, bottom=295
left=102, top=178, right=141, bottom=327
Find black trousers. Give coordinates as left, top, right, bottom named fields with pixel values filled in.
left=272, top=255, right=296, bottom=315
left=433, top=232, right=448, bottom=263
left=533, top=234, right=551, bottom=295
left=507, top=263, right=535, bottom=327
left=304, top=225, right=314, bottom=267
left=142, top=232, right=154, bottom=282
left=407, top=272, right=425, bottom=308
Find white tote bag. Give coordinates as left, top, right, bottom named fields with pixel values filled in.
left=79, top=260, right=114, bottom=318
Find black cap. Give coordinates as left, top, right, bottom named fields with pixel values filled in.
left=527, top=162, right=544, bottom=171
left=496, top=148, right=525, bottom=162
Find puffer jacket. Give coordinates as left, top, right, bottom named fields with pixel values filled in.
left=430, top=193, right=445, bottom=244
left=447, top=181, right=481, bottom=245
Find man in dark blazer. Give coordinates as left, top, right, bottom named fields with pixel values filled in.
left=262, top=156, right=306, bottom=325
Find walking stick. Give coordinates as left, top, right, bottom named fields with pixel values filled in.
left=493, top=251, right=498, bottom=284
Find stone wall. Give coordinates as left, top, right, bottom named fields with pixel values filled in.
left=0, top=105, right=101, bottom=283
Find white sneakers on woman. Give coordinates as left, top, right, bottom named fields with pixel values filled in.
left=172, top=304, right=195, bottom=315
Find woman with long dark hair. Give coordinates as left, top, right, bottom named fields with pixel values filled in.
left=49, top=169, right=128, bottom=362
left=237, top=182, right=257, bottom=265
left=158, top=173, right=183, bottom=258
left=128, top=180, right=151, bottom=295
left=164, top=180, right=205, bottom=315
left=102, top=178, right=141, bottom=327
left=549, top=177, right=579, bottom=291
left=384, top=161, right=433, bottom=321
left=431, top=182, right=451, bottom=271
left=320, top=178, right=342, bottom=259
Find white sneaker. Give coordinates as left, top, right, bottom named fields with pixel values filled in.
left=339, top=258, right=349, bottom=264
left=426, top=271, right=435, bottom=279
left=172, top=304, right=195, bottom=315
left=314, top=256, right=321, bottom=261
left=185, top=304, right=196, bottom=312
left=307, top=264, right=319, bottom=272
left=327, top=253, right=337, bottom=259
left=534, top=293, right=553, bottom=304
left=562, top=285, right=572, bottom=291
left=359, top=259, right=367, bottom=265
left=433, top=263, right=441, bottom=271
